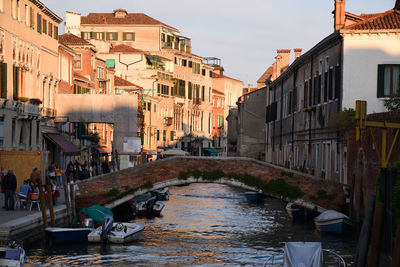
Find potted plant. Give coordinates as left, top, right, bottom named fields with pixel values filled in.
left=13, top=94, right=19, bottom=100
left=1, top=91, right=6, bottom=98
left=29, top=98, right=42, bottom=105
left=17, top=96, right=29, bottom=103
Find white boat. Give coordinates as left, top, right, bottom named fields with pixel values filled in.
left=314, top=210, right=353, bottom=234
left=137, top=197, right=165, bottom=217
left=263, top=242, right=346, bottom=267
left=0, top=240, right=26, bottom=267
left=88, top=222, right=145, bottom=244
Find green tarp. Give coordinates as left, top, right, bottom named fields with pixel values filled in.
left=203, top=148, right=221, bottom=154
left=72, top=205, right=113, bottom=226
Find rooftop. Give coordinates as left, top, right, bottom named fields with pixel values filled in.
left=81, top=11, right=178, bottom=31
left=59, top=33, right=93, bottom=46
left=110, top=44, right=145, bottom=54
left=344, top=9, right=400, bottom=30
left=114, top=76, right=143, bottom=88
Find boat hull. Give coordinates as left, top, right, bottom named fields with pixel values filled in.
left=88, top=223, right=144, bottom=244
left=244, top=192, right=264, bottom=202
left=314, top=218, right=352, bottom=234
left=45, top=228, right=93, bottom=243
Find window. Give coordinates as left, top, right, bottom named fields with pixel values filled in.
left=123, top=32, right=135, bottom=41
left=334, top=65, right=341, bottom=99
left=30, top=7, right=34, bottom=28
left=82, top=32, right=91, bottom=40
left=154, top=104, right=156, bottom=113
left=147, top=102, right=151, bottom=111
left=25, top=5, right=29, bottom=26
left=202, top=69, right=206, bottom=76
left=192, top=63, right=200, bottom=74
left=74, top=54, right=82, bottom=69
left=378, top=64, right=400, bottom=97
left=106, top=32, right=118, bottom=41
left=48, top=22, right=53, bottom=37
left=188, top=82, right=192, bottom=99
left=0, top=62, right=7, bottom=98
left=93, top=32, right=105, bottom=40
left=202, top=86, right=205, bottom=101
left=328, top=68, right=333, bottom=100
left=209, top=71, right=213, bottom=77
left=13, top=65, right=19, bottom=98
left=324, top=72, right=328, bottom=102
left=0, top=117, right=3, bottom=146
left=37, top=13, right=42, bottom=33
left=42, top=18, right=47, bottom=34
left=182, top=59, right=187, bottom=67
left=170, top=131, right=174, bottom=141
left=163, top=130, right=166, bottom=141
left=188, top=61, right=192, bottom=68
left=11, top=0, right=16, bottom=19
left=0, top=0, right=3, bottom=12
left=217, top=115, right=224, bottom=128
left=97, top=67, right=104, bottom=79
left=157, top=130, right=160, bottom=141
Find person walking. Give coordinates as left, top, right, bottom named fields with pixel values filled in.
left=4, top=170, right=17, bottom=210
left=1, top=166, right=7, bottom=208
left=55, top=166, right=63, bottom=188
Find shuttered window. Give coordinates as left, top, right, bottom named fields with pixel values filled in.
left=42, top=18, right=47, bottom=34
left=106, top=32, right=118, bottom=41
left=188, top=82, right=192, bottom=99
left=122, top=32, right=135, bottom=41
left=13, top=65, right=18, bottom=98
left=324, top=72, right=328, bottom=102
left=54, top=26, right=58, bottom=40
left=37, top=13, right=42, bottom=33
left=0, top=62, right=7, bottom=98
left=170, top=131, right=174, bottom=141
left=334, top=65, right=341, bottom=99
left=328, top=68, right=333, bottom=100
left=30, top=7, right=34, bottom=28
left=377, top=64, right=400, bottom=97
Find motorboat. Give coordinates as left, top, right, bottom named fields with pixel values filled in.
left=285, top=202, right=319, bottom=222
left=314, top=210, right=353, bottom=234
left=151, top=187, right=169, bottom=201
left=244, top=191, right=264, bottom=203
left=0, top=240, right=26, bottom=267
left=45, top=218, right=95, bottom=243
left=263, top=242, right=346, bottom=267
left=88, top=216, right=144, bottom=244
left=137, top=196, right=165, bottom=217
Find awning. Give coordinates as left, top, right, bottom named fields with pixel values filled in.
left=203, top=148, right=221, bottom=154
left=97, top=146, right=112, bottom=154
left=44, top=133, right=80, bottom=156
left=146, top=55, right=165, bottom=66
left=142, top=149, right=156, bottom=155
left=157, top=146, right=170, bottom=150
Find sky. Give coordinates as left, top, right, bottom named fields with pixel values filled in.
left=42, top=0, right=396, bottom=87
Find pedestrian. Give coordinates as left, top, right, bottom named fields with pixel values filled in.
left=4, top=170, right=17, bottom=210
left=48, top=163, right=56, bottom=186
left=55, top=166, right=63, bottom=188
left=1, top=166, right=7, bottom=208
left=30, top=167, right=41, bottom=181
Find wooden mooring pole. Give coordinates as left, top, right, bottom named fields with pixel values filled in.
left=367, top=203, right=384, bottom=267
left=46, top=184, right=55, bottom=227
left=355, top=195, right=375, bottom=267
left=393, top=223, right=400, bottom=267
left=38, top=185, right=47, bottom=228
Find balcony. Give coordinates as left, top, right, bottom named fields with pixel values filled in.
left=164, top=117, right=173, bottom=126
left=40, top=107, right=57, bottom=118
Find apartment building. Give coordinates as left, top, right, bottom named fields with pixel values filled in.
left=265, top=0, right=400, bottom=184
left=0, top=0, right=62, bottom=184
left=65, top=9, right=242, bottom=155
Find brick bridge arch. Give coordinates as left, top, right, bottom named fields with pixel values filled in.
left=76, top=157, right=345, bottom=212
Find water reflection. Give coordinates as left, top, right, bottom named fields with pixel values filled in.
left=26, top=183, right=357, bottom=266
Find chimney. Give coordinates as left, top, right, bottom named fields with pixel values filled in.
left=294, top=48, right=302, bottom=60
left=334, top=0, right=346, bottom=31
left=275, top=49, right=291, bottom=78
left=213, top=66, right=224, bottom=76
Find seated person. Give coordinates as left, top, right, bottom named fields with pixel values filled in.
left=18, top=180, right=31, bottom=199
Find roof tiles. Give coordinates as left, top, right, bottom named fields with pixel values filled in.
left=59, top=33, right=92, bottom=46
left=345, top=10, right=400, bottom=30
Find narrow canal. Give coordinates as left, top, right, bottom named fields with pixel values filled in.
left=26, top=183, right=357, bottom=266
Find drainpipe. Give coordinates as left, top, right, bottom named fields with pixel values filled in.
left=119, top=53, right=144, bottom=71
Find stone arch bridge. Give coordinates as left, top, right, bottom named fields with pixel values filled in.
left=75, top=157, right=346, bottom=212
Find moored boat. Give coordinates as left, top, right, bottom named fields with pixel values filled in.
left=0, top=240, right=26, bottom=267
left=314, top=210, right=352, bottom=234
left=263, top=242, right=347, bottom=267
left=137, top=196, right=165, bottom=217
left=88, top=217, right=144, bottom=244
left=151, top=187, right=169, bottom=201
left=244, top=191, right=264, bottom=203
left=285, top=202, right=319, bottom=222
left=45, top=227, right=93, bottom=243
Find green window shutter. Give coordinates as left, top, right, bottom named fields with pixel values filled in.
left=13, top=66, right=18, bottom=98
left=163, top=130, right=166, bottom=141
left=106, top=59, right=115, bottom=68
left=1, top=63, right=7, bottom=98
left=171, top=87, right=174, bottom=96
left=157, top=130, right=160, bottom=141
left=37, top=14, right=42, bottom=33
left=114, top=32, right=118, bottom=40
left=106, top=32, right=110, bottom=41
left=54, top=26, right=59, bottom=40
left=170, top=131, right=174, bottom=141
left=188, top=82, right=192, bottom=99
left=157, top=83, right=160, bottom=94
left=123, top=32, right=126, bottom=41
left=377, top=64, right=385, bottom=98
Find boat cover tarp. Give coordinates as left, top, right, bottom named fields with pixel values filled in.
left=314, top=210, right=349, bottom=223
left=284, top=242, right=323, bottom=267
left=72, top=205, right=113, bottom=226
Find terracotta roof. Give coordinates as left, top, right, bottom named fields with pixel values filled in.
left=59, top=33, right=92, bottom=46
left=114, top=76, right=143, bottom=88
left=212, top=72, right=242, bottom=83
left=109, top=44, right=145, bottom=54
left=81, top=12, right=178, bottom=31
left=73, top=73, right=92, bottom=84
left=345, top=10, right=400, bottom=30
left=257, top=66, right=273, bottom=83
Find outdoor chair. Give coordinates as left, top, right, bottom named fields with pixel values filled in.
left=28, top=193, right=41, bottom=211
left=14, top=193, right=27, bottom=209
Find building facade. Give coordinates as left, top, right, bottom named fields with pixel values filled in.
left=0, top=0, right=62, bottom=185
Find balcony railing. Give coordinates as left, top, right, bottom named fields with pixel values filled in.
left=40, top=107, right=57, bottom=118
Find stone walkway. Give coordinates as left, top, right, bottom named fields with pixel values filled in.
left=0, top=190, right=66, bottom=226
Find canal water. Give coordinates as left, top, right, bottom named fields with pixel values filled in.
left=26, top=183, right=357, bottom=266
